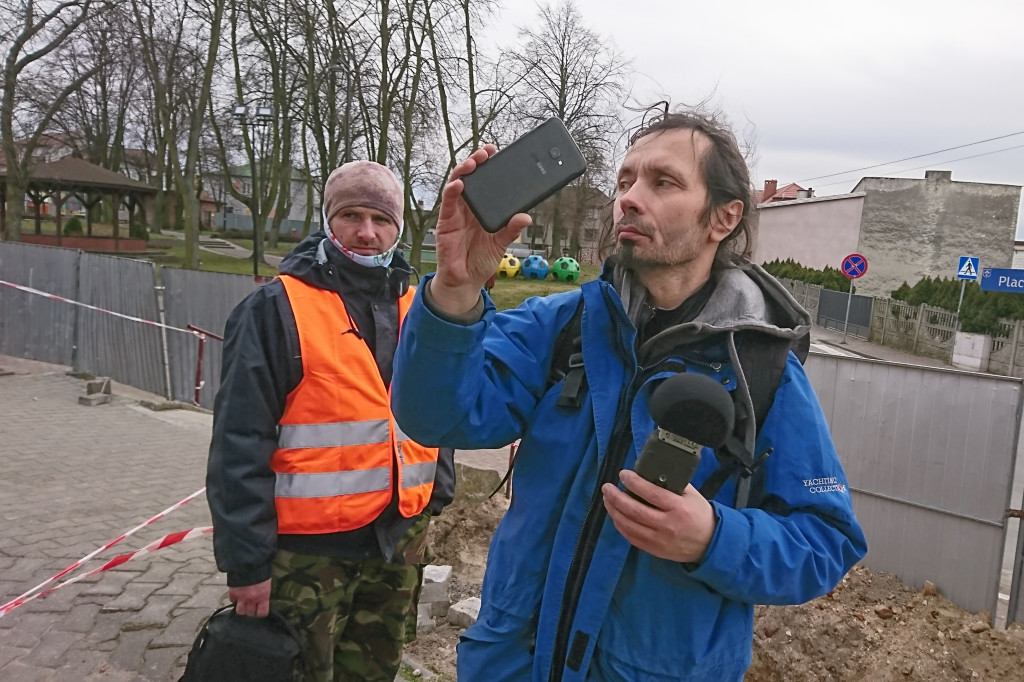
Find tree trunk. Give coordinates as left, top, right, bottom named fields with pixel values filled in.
left=4, top=174, right=27, bottom=242
left=549, top=189, right=565, bottom=257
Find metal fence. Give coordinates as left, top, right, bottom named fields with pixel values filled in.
left=0, top=244, right=171, bottom=396
left=162, top=268, right=261, bottom=408
left=817, top=288, right=873, bottom=339
left=0, top=241, right=259, bottom=405
left=0, top=241, right=78, bottom=365
left=805, top=353, right=1023, bottom=619
left=75, top=253, right=167, bottom=397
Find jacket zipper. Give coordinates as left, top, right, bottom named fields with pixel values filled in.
left=548, top=288, right=691, bottom=681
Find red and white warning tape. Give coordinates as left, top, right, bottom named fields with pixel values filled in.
left=0, top=488, right=208, bottom=618
left=0, top=526, right=213, bottom=617
left=0, top=279, right=202, bottom=337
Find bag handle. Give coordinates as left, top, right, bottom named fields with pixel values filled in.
left=179, top=604, right=316, bottom=682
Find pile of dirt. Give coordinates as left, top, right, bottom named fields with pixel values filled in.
left=405, top=499, right=1024, bottom=681
left=748, top=566, right=1024, bottom=681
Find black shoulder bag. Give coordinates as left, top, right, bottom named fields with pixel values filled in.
left=178, top=605, right=313, bottom=682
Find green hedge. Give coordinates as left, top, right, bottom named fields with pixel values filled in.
left=763, top=259, right=1023, bottom=336
left=891, top=276, right=1023, bottom=336
left=761, top=258, right=853, bottom=292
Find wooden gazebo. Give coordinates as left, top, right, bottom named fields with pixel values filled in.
left=0, top=156, right=157, bottom=249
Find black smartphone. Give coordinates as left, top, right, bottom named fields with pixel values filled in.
left=631, top=429, right=702, bottom=497
left=461, top=117, right=588, bottom=233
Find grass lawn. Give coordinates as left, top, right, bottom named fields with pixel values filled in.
left=148, top=237, right=281, bottom=277
left=207, top=235, right=298, bottom=257
left=408, top=262, right=601, bottom=311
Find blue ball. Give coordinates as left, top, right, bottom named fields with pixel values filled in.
left=521, top=254, right=550, bottom=280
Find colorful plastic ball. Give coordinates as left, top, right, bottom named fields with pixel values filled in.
left=551, top=257, right=580, bottom=283
left=497, top=253, right=521, bottom=278
left=521, top=254, right=550, bottom=280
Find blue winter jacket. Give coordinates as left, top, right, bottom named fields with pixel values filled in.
left=392, top=260, right=867, bottom=681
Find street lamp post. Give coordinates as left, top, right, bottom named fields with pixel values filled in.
left=231, top=103, right=275, bottom=278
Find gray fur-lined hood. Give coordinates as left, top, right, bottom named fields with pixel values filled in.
left=604, top=255, right=811, bottom=353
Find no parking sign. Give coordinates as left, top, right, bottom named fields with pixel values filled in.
left=842, top=253, right=867, bottom=279
left=839, top=254, right=866, bottom=342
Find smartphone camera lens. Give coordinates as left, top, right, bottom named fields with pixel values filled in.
left=549, top=147, right=561, bottom=159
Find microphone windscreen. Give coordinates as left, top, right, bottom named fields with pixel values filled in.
left=648, top=372, right=735, bottom=447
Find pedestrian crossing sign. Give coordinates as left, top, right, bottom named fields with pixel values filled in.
left=957, top=256, right=979, bottom=280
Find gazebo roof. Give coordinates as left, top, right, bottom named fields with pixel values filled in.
left=0, top=155, right=157, bottom=195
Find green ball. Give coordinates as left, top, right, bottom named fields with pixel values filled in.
left=552, top=257, right=580, bottom=283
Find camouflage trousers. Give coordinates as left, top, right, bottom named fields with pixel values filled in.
left=269, top=514, right=431, bottom=682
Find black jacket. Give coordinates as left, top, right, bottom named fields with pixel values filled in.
left=206, top=232, right=456, bottom=587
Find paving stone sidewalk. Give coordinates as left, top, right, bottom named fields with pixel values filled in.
left=0, top=357, right=221, bottom=681
left=0, top=355, right=509, bottom=681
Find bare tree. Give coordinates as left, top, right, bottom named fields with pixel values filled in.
left=130, top=0, right=225, bottom=267
left=289, top=0, right=366, bottom=199
left=127, top=0, right=189, bottom=236
left=398, top=0, right=521, bottom=270
left=40, top=6, right=143, bottom=230
left=1, top=0, right=110, bottom=241
left=49, top=8, right=139, bottom=168
left=509, top=0, right=627, bottom=257
left=207, top=0, right=302, bottom=267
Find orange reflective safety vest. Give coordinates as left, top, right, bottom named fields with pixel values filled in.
left=271, top=274, right=439, bottom=534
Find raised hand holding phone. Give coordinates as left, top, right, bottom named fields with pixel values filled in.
left=431, top=145, right=532, bottom=316
left=431, top=119, right=588, bottom=317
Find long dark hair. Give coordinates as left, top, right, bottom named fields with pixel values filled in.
left=599, top=107, right=755, bottom=263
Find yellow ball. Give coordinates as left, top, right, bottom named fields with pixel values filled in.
left=497, top=253, right=521, bottom=278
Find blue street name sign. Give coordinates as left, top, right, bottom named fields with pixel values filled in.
left=957, top=256, right=979, bottom=281
left=980, top=268, right=1024, bottom=293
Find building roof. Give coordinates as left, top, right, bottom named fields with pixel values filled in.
left=766, top=182, right=805, bottom=202
left=757, top=191, right=865, bottom=209
left=0, top=155, right=157, bottom=194
left=852, top=171, right=1022, bottom=193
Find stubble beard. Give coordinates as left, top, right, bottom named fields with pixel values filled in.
left=614, top=222, right=707, bottom=272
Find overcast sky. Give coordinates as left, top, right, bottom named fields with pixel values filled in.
left=484, top=0, right=1024, bottom=237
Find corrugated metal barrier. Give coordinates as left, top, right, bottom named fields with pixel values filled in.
left=162, top=268, right=261, bottom=408
left=0, top=242, right=79, bottom=365
left=806, top=353, right=1023, bottom=619
left=75, top=253, right=166, bottom=397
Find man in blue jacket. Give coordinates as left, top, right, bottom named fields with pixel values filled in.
left=391, top=110, right=867, bottom=681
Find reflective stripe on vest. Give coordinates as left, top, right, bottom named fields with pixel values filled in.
left=275, top=462, right=438, bottom=498
left=271, top=274, right=438, bottom=534
left=278, top=419, right=390, bottom=449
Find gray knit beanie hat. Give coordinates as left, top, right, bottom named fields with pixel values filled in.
left=323, top=160, right=404, bottom=229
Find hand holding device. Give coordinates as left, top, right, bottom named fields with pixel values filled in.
left=632, top=373, right=735, bottom=498
left=431, top=119, right=586, bottom=315
left=461, top=117, right=588, bottom=233
left=431, top=145, right=531, bottom=315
